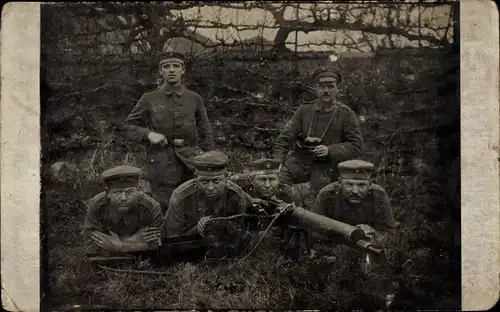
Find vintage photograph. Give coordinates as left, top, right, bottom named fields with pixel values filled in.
left=40, top=1, right=460, bottom=310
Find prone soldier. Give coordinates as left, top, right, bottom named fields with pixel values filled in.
left=122, top=48, right=215, bottom=213
left=312, top=160, right=400, bottom=243
left=244, top=158, right=303, bottom=206
left=82, top=166, right=163, bottom=255
left=162, top=151, right=253, bottom=238
left=272, top=67, right=364, bottom=196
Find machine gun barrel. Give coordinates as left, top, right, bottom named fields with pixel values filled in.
left=285, top=205, right=383, bottom=256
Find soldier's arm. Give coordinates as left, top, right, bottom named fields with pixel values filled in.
left=272, top=105, right=304, bottom=163
left=81, top=202, right=106, bottom=255
left=194, top=93, right=215, bottom=151
left=327, top=109, right=364, bottom=162
left=373, top=188, right=400, bottom=232
left=120, top=199, right=164, bottom=251
left=162, top=193, right=190, bottom=237
left=122, top=95, right=153, bottom=142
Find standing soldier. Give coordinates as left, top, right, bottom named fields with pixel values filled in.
left=82, top=166, right=163, bottom=255
left=122, top=49, right=215, bottom=213
left=272, top=67, right=364, bottom=198
left=312, top=160, right=400, bottom=239
left=163, top=151, right=253, bottom=238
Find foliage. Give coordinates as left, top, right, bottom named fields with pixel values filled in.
left=41, top=2, right=460, bottom=310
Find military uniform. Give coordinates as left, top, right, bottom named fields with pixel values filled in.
left=273, top=68, right=364, bottom=192
left=162, top=151, right=253, bottom=237
left=82, top=166, right=163, bottom=254
left=243, top=158, right=303, bottom=206
left=123, top=51, right=215, bottom=212
left=312, top=160, right=399, bottom=230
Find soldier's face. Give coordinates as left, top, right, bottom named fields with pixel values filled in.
left=160, top=60, right=185, bottom=85
left=315, top=77, right=339, bottom=102
left=197, top=174, right=226, bottom=199
left=340, top=178, right=370, bottom=205
left=107, top=187, right=139, bottom=213
left=252, top=173, right=280, bottom=199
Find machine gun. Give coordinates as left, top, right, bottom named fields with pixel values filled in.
left=242, top=197, right=384, bottom=258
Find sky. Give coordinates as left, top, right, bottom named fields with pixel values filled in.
left=168, top=2, right=454, bottom=53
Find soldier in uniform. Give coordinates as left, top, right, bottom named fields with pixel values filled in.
left=312, top=159, right=400, bottom=238
left=243, top=158, right=303, bottom=206
left=122, top=49, right=215, bottom=213
left=272, top=67, right=364, bottom=197
left=82, top=166, right=163, bottom=255
left=312, top=160, right=401, bottom=299
left=162, top=151, right=253, bottom=238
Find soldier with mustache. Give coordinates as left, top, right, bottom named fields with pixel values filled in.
left=82, top=166, right=163, bottom=255
left=312, top=160, right=400, bottom=238
left=272, top=67, right=365, bottom=201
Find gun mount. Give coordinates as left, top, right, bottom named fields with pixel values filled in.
left=251, top=197, right=384, bottom=257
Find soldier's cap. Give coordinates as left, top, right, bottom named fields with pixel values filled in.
left=312, top=67, right=342, bottom=84
left=159, top=49, right=185, bottom=66
left=102, top=165, right=142, bottom=189
left=338, top=160, right=374, bottom=180
left=193, top=150, right=229, bottom=176
left=250, top=158, right=281, bottom=175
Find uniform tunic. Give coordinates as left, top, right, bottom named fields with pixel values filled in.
left=272, top=100, right=364, bottom=189
left=82, top=191, right=163, bottom=254
left=123, top=84, right=215, bottom=209
left=163, top=179, right=253, bottom=237
left=312, top=182, right=398, bottom=230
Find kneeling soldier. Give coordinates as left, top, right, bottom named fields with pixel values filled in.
left=312, top=160, right=400, bottom=239
left=163, top=151, right=253, bottom=238
left=82, top=166, right=163, bottom=255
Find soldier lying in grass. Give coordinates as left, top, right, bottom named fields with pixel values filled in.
left=162, top=151, right=253, bottom=238
left=312, top=159, right=400, bottom=249
left=82, top=166, right=163, bottom=255
left=228, top=157, right=320, bottom=210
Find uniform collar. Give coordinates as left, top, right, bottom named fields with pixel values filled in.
left=160, top=83, right=185, bottom=96
left=313, top=99, right=339, bottom=112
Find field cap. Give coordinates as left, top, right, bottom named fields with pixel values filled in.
left=338, top=160, right=374, bottom=180
left=250, top=158, right=281, bottom=175
left=159, top=48, right=185, bottom=66
left=193, top=151, right=229, bottom=176
left=102, top=165, right=142, bottom=189
left=312, top=67, right=342, bottom=84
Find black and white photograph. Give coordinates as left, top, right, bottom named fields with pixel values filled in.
left=36, top=1, right=464, bottom=310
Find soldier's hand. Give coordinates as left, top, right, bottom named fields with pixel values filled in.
left=91, top=231, right=123, bottom=252
left=137, top=227, right=162, bottom=244
left=356, top=224, right=376, bottom=239
left=312, top=145, right=329, bottom=157
left=197, top=216, right=212, bottom=237
left=147, top=132, right=167, bottom=145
